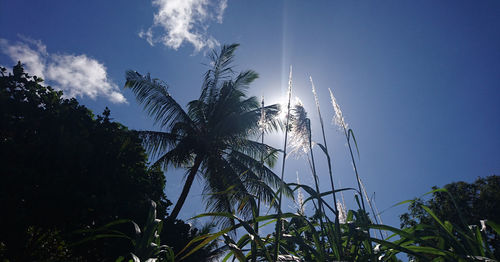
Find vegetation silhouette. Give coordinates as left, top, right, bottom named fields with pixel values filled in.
left=0, top=63, right=219, bottom=261
left=400, top=175, right=500, bottom=259
left=1, top=51, right=499, bottom=261
left=124, top=44, right=289, bottom=226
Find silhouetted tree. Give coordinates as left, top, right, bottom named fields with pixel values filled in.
left=125, top=44, right=285, bottom=226
left=0, top=63, right=217, bottom=261
left=400, top=175, right=500, bottom=259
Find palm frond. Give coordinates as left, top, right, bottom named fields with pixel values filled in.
left=136, top=130, right=179, bottom=159
left=200, top=44, right=240, bottom=103
left=187, top=99, right=208, bottom=129
left=232, top=70, right=259, bottom=92
left=229, top=139, right=279, bottom=167
left=220, top=103, right=281, bottom=138
left=124, top=70, right=193, bottom=130
left=229, top=150, right=293, bottom=199
left=201, top=156, right=247, bottom=229
left=227, top=155, right=282, bottom=209
left=150, top=138, right=196, bottom=170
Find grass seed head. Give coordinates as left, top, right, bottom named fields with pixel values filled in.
left=289, top=98, right=310, bottom=156
left=295, top=172, right=306, bottom=215
left=328, top=88, right=347, bottom=130
left=337, top=201, right=347, bottom=224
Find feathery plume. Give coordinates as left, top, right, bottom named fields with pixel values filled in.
left=338, top=179, right=346, bottom=208
left=337, top=201, right=347, bottom=224
left=295, top=172, right=306, bottom=215
left=328, top=88, right=347, bottom=130
left=289, top=98, right=311, bottom=156
left=311, top=77, right=321, bottom=117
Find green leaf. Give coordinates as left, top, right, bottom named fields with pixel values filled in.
left=347, top=129, right=360, bottom=160
left=317, top=143, right=328, bottom=156
left=486, top=220, right=500, bottom=235
left=368, top=224, right=427, bottom=244
left=423, top=187, right=448, bottom=197
left=474, top=225, right=486, bottom=257
left=405, top=246, right=448, bottom=256
left=223, top=234, right=247, bottom=262
left=421, top=205, right=452, bottom=235
left=177, top=227, right=232, bottom=261
left=302, top=187, right=357, bottom=205
left=368, top=238, right=427, bottom=260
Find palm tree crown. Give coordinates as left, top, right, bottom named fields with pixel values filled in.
left=125, top=44, right=286, bottom=223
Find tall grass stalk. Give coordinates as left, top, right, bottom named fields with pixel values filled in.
left=359, top=177, right=384, bottom=239
left=291, top=102, right=328, bottom=254
left=275, top=66, right=293, bottom=261
left=306, top=118, right=331, bottom=256
left=328, top=88, right=366, bottom=212
left=371, top=192, right=388, bottom=238
left=310, top=77, right=343, bottom=256
left=328, top=87, right=374, bottom=254
left=251, top=96, right=266, bottom=262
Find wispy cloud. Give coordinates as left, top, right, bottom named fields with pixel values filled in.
left=0, top=38, right=127, bottom=104
left=139, top=0, right=228, bottom=52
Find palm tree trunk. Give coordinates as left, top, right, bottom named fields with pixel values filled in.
left=168, top=156, right=202, bottom=221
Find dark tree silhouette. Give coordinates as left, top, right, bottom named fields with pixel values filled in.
left=125, top=44, right=288, bottom=225
left=0, top=63, right=216, bottom=261
left=400, top=175, right=500, bottom=259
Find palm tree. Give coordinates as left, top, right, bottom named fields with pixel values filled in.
left=124, top=44, right=285, bottom=222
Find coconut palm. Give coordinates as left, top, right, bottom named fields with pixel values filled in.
left=124, top=44, right=286, bottom=223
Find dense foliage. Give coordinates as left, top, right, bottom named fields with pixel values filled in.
left=400, top=175, right=500, bottom=259
left=0, top=63, right=217, bottom=261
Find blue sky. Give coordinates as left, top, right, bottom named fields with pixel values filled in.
left=2, top=0, right=499, bottom=230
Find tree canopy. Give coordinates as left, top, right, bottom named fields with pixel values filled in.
left=400, top=175, right=500, bottom=259
left=0, top=63, right=216, bottom=261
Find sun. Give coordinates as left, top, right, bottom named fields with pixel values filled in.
left=278, top=97, right=290, bottom=120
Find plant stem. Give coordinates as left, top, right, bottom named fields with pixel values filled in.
left=252, top=98, right=265, bottom=262
left=343, top=127, right=366, bottom=212
left=275, top=66, right=293, bottom=261
left=306, top=118, right=328, bottom=254
left=343, top=127, right=374, bottom=255
left=359, top=180, right=385, bottom=239
left=310, top=77, right=343, bottom=257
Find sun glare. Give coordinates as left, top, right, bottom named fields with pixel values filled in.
left=278, top=97, right=289, bottom=120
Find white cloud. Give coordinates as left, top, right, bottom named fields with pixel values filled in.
left=140, top=0, right=228, bottom=52
left=0, top=38, right=126, bottom=104
left=47, top=54, right=126, bottom=103
left=138, top=28, right=154, bottom=46
left=0, top=38, right=46, bottom=78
